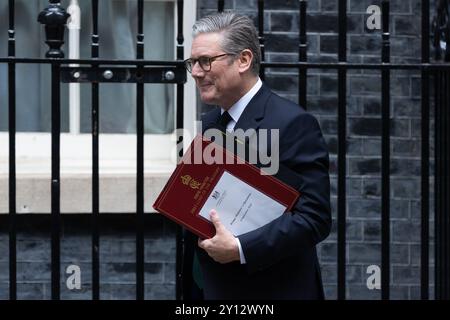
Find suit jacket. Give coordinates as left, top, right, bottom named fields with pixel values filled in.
left=187, top=83, right=331, bottom=300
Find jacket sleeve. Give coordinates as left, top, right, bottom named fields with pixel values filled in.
left=238, top=112, right=332, bottom=274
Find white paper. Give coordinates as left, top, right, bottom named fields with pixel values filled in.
left=199, top=171, right=287, bottom=236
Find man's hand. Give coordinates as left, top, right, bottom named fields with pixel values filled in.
left=198, top=210, right=240, bottom=264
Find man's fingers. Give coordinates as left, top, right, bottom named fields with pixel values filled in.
left=210, top=210, right=224, bottom=231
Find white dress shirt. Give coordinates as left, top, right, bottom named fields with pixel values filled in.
left=220, top=78, right=262, bottom=264
left=221, top=78, right=263, bottom=132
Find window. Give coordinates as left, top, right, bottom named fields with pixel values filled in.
left=0, top=0, right=180, bottom=134
left=0, top=0, right=198, bottom=213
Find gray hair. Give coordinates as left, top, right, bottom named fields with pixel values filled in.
left=192, top=12, right=261, bottom=75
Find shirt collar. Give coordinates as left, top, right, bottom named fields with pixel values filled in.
left=221, top=78, right=263, bottom=124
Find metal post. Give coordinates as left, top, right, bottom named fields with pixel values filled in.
left=91, top=0, right=100, bottom=301
left=337, top=0, right=347, bottom=301
left=432, top=0, right=450, bottom=300
left=176, top=0, right=185, bottom=301
left=8, top=0, right=17, bottom=301
left=420, top=0, right=430, bottom=300
left=258, top=0, right=265, bottom=80
left=38, top=0, right=70, bottom=58
left=381, top=0, right=391, bottom=300
left=136, top=0, right=145, bottom=301
left=38, top=0, right=69, bottom=300
left=298, top=0, right=307, bottom=109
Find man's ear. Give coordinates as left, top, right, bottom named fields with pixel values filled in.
left=238, top=49, right=253, bottom=73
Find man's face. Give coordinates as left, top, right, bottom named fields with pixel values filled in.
left=190, top=32, right=241, bottom=108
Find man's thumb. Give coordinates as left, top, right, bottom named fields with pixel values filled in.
left=210, top=210, right=223, bottom=231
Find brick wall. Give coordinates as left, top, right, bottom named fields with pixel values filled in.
left=0, top=215, right=176, bottom=300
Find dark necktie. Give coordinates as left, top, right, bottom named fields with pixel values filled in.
left=217, top=111, right=233, bottom=130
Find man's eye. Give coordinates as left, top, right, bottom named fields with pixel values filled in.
left=199, top=57, right=210, bottom=65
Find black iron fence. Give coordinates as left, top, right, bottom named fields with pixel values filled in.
left=1, top=0, right=449, bottom=300
left=433, top=0, right=450, bottom=300
left=3, top=0, right=186, bottom=300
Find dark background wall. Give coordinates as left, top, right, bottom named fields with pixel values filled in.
left=0, top=215, right=176, bottom=300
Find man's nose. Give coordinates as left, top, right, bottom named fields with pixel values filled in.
left=191, top=61, right=205, bottom=78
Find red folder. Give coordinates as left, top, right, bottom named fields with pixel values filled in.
left=152, top=134, right=300, bottom=239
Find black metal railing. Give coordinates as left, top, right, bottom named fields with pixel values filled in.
left=2, top=0, right=450, bottom=300
left=2, top=0, right=187, bottom=300
left=336, top=0, right=347, bottom=301
left=260, top=0, right=432, bottom=300
left=433, top=0, right=450, bottom=301
left=90, top=0, right=100, bottom=301
left=7, top=0, right=17, bottom=302
left=203, top=0, right=448, bottom=301
left=380, top=1, right=391, bottom=300
left=434, top=68, right=450, bottom=300
left=175, top=0, right=185, bottom=301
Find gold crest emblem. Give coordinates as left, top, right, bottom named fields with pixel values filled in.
left=181, top=175, right=201, bottom=189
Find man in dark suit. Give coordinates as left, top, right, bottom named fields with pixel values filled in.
left=183, top=12, right=331, bottom=300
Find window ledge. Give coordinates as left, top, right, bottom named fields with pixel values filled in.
left=0, top=132, right=176, bottom=214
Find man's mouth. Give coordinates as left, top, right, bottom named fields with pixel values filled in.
left=199, top=82, right=213, bottom=88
